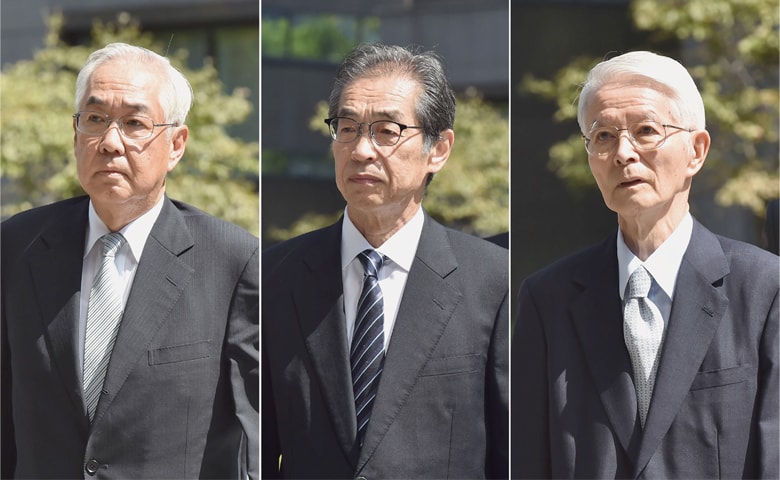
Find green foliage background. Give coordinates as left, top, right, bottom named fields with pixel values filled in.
left=1, top=14, right=259, bottom=235
left=520, top=0, right=779, bottom=216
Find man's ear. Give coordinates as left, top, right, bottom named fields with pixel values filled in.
left=428, top=128, right=454, bottom=175
left=687, top=128, right=710, bottom=177
left=167, top=125, right=189, bottom=172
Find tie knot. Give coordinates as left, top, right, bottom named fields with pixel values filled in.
left=100, top=232, right=126, bottom=258
left=358, top=249, right=383, bottom=278
left=627, top=266, right=652, bottom=299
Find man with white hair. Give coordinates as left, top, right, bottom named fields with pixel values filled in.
left=512, top=51, right=778, bottom=478
left=1, top=43, right=258, bottom=478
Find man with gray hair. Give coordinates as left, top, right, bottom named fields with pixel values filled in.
left=1, top=42, right=258, bottom=478
left=263, top=43, right=508, bottom=478
left=512, top=51, right=778, bottom=478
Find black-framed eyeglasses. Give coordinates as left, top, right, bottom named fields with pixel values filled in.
left=73, top=111, right=176, bottom=140
left=324, top=117, right=424, bottom=147
left=583, top=121, right=693, bottom=156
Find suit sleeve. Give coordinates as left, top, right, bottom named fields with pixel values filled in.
left=227, top=246, right=259, bottom=480
left=261, top=338, right=281, bottom=478
left=511, top=279, right=552, bottom=479
left=486, top=289, right=509, bottom=479
left=1, top=297, right=16, bottom=479
left=755, top=286, right=779, bottom=478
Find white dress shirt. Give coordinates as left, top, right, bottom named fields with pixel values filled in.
left=617, top=212, right=694, bottom=323
left=341, top=206, right=424, bottom=351
left=77, top=196, right=164, bottom=369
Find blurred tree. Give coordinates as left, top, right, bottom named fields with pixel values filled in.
left=520, top=0, right=779, bottom=217
left=262, top=14, right=380, bottom=62
left=1, top=13, right=259, bottom=235
left=267, top=92, right=509, bottom=242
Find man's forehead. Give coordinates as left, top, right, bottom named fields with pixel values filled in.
left=339, top=74, right=419, bottom=106
left=588, top=82, right=672, bottom=122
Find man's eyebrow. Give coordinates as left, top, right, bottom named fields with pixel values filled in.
left=84, top=96, right=151, bottom=114
left=337, top=108, right=404, bottom=121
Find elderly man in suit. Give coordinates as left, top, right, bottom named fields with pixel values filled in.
left=1, top=43, right=258, bottom=478
left=262, top=43, right=509, bottom=479
left=511, top=50, right=778, bottom=479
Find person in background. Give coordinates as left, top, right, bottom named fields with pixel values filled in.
left=512, top=51, right=778, bottom=479
left=1, top=42, right=258, bottom=478
left=263, top=43, right=508, bottom=479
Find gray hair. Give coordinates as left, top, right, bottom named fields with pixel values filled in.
left=327, top=43, right=456, bottom=152
left=74, top=42, right=193, bottom=126
left=577, top=51, right=705, bottom=134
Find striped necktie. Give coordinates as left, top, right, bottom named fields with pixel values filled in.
left=350, top=249, right=385, bottom=447
left=83, top=232, right=126, bottom=421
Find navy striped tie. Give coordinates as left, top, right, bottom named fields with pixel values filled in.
left=83, top=232, right=126, bottom=421
left=350, top=249, right=385, bottom=447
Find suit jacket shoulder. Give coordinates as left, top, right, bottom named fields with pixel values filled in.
left=164, top=198, right=258, bottom=252
left=521, top=232, right=617, bottom=297
left=1, top=196, right=89, bottom=253
left=262, top=219, right=341, bottom=282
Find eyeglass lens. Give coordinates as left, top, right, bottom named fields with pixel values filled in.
left=329, top=118, right=404, bottom=146
left=76, top=111, right=156, bottom=139
left=586, top=121, right=669, bottom=155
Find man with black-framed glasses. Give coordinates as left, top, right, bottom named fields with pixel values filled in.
left=263, top=42, right=509, bottom=479
left=1, top=42, right=258, bottom=478
left=512, top=50, right=778, bottom=479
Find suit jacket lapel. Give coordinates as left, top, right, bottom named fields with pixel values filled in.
left=356, top=215, right=463, bottom=470
left=92, top=197, right=195, bottom=423
left=634, top=221, right=730, bottom=476
left=570, top=235, right=642, bottom=462
left=293, top=221, right=360, bottom=465
left=27, top=198, right=90, bottom=423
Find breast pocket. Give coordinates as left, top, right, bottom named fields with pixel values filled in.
left=148, top=340, right=212, bottom=366
left=689, top=364, right=757, bottom=403
left=690, top=364, right=756, bottom=389
left=419, top=353, right=483, bottom=377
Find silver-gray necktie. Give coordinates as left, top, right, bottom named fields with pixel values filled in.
left=83, top=232, right=126, bottom=420
left=623, top=265, right=664, bottom=427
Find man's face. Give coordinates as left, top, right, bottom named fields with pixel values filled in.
left=74, top=59, right=187, bottom=217
left=332, top=74, right=451, bottom=224
left=585, top=80, right=708, bottom=221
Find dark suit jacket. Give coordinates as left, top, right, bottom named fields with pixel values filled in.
left=1, top=195, right=259, bottom=479
left=262, top=213, right=509, bottom=479
left=511, top=219, right=779, bottom=479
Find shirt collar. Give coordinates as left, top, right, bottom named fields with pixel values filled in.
left=341, top=206, right=424, bottom=272
left=617, top=212, right=693, bottom=300
left=84, top=196, right=165, bottom=262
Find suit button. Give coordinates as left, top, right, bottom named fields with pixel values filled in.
left=85, top=459, right=100, bottom=475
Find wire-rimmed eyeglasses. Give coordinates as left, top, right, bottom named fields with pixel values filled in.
left=583, top=121, right=693, bottom=156
left=324, top=117, right=424, bottom=147
left=73, top=111, right=176, bottom=140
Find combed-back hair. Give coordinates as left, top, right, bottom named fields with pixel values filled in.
left=328, top=43, right=456, bottom=152
left=577, top=50, right=705, bottom=134
left=75, top=42, right=193, bottom=126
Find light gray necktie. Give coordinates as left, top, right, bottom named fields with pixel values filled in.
left=83, top=232, right=126, bottom=420
left=623, top=265, right=664, bottom=427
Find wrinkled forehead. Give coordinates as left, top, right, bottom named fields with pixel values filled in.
left=338, top=73, right=421, bottom=116
left=82, top=59, right=165, bottom=111
left=586, top=75, right=679, bottom=126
